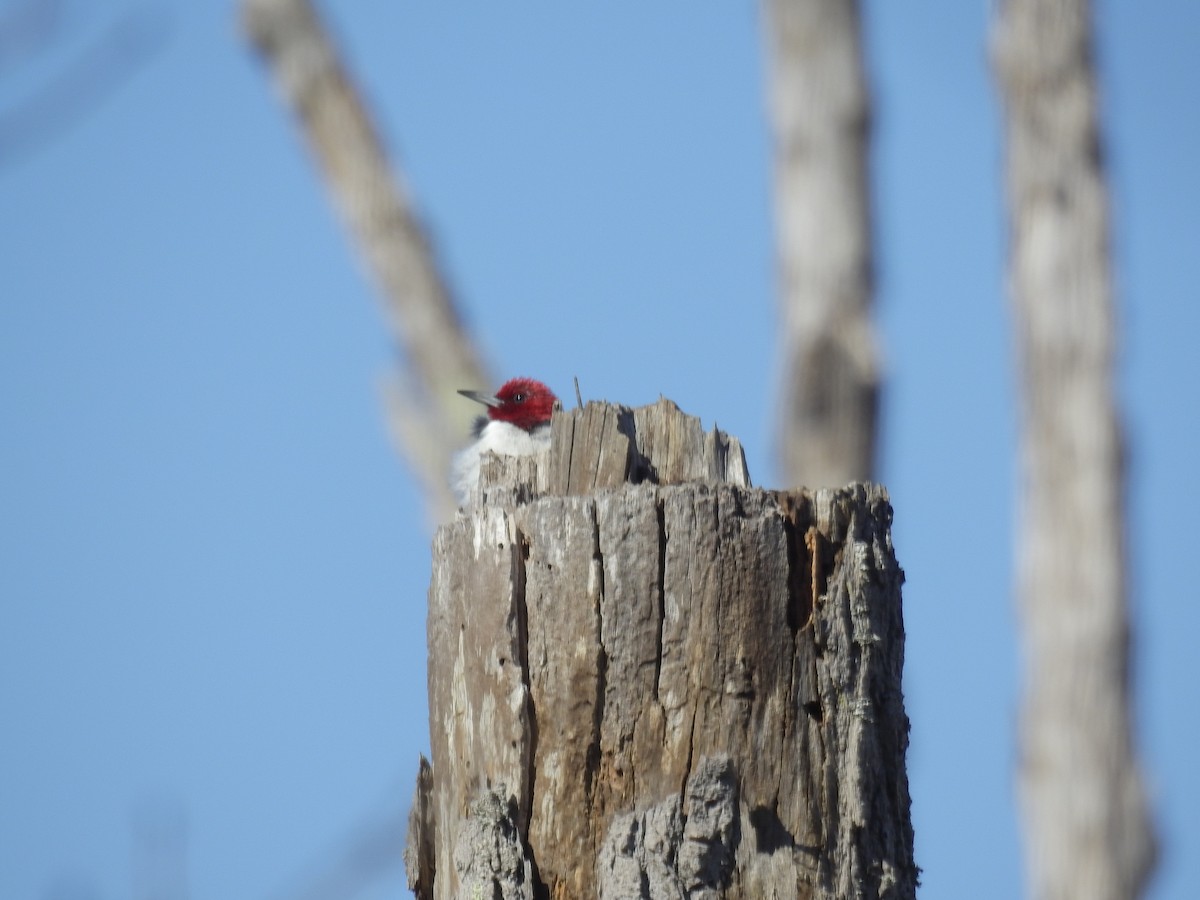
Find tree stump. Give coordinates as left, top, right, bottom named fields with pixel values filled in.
left=406, top=399, right=916, bottom=900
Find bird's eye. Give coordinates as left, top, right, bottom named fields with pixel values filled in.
left=513, top=393, right=525, bottom=402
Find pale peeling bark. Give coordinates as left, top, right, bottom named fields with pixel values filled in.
left=240, top=0, right=489, bottom=520
left=409, top=400, right=915, bottom=900
left=763, top=0, right=879, bottom=489
left=992, top=3, right=1156, bottom=899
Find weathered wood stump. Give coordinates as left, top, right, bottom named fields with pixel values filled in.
left=406, top=399, right=916, bottom=900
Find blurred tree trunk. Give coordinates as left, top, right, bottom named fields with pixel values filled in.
left=992, top=3, right=1156, bottom=899
left=406, top=400, right=917, bottom=900
left=763, top=0, right=878, bottom=489
left=241, top=0, right=491, bottom=520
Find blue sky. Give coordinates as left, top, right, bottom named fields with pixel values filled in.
left=1, top=2, right=1196, bottom=898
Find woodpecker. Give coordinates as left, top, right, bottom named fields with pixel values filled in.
left=451, top=377, right=559, bottom=506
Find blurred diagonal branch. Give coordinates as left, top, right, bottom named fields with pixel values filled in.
left=992, top=1, right=1156, bottom=898
left=240, top=0, right=490, bottom=520
left=0, top=0, right=61, bottom=74
left=0, top=2, right=170, bottom=168
left=763, top=0, right=878, bottom=489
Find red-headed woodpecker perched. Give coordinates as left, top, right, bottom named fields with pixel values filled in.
left=451, top=377, right=559, bottom=506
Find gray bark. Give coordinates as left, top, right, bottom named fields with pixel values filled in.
left=595, top=755, right=738, bottom=900
left=408, top=400, right=915, bottom=899
left=451, top=790, right=535, bottom=900
left=240, top=0, right=490, bottom=520
left=763, top=0, right=879, bottom=488
left=992, top=3, right=1156, bottom=899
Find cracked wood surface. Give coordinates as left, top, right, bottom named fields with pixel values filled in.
left=473, top=397, right=751, bottom=505
left=412, top=401, right=915, bottom=900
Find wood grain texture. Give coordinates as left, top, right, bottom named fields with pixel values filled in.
left=413, top=402, right=914, bottom=899
left=476, top=398, right=750, bottom=504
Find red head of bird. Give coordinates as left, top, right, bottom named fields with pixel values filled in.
left=458, top=377, right=559, bottom=434
left=451, top=377, right=559, bottom=506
